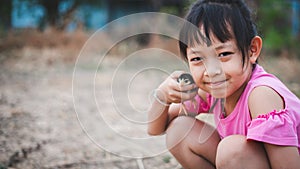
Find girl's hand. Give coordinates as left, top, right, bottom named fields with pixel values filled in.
left=155, top=71, right=198, bottom=105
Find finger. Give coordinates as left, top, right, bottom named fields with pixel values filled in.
left=168, top=90, right=198, bottom=103
left=169, top=71, right=185, bottom=80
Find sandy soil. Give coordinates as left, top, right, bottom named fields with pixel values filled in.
left=0, top=47, right=185, bottom=169
left=0, top=45, right=299, bottom=169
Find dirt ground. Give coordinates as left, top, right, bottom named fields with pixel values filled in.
left=0, top=35, right=299, bottom=169
left=0, top=46, right=187, bottom=169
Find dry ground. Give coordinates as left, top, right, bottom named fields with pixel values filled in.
left=0, top=45, right=185, bottom=169
left=0, top=31, right=299, bottom=169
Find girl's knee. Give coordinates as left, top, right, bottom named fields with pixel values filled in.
left=166, top=117, right=219, bottom=169
left=216, top=135, right=269, bottom=169
left=216, top=135, right=246, bottom=167
left=165, top=116, right=194, bottom=151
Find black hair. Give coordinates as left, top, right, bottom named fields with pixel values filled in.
left=179, top=0, right=257, bottom=66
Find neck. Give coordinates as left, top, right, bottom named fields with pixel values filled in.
left=224, top=72, right=252, bottom=116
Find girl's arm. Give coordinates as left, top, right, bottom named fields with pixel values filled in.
left=249, top=86, right=300, bottom=168
left=264, top=144, right=300, bottom=169
left=147, top=71, right=198, bottom=136
left=147, top=102, right=180, bottom=135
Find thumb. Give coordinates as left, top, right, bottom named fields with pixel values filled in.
left=170, top=70, right=186, bottom=80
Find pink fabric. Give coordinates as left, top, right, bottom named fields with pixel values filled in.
left=186, top=65, right=300, bottom=153
left=247, top=108, right=298, bottom=146
left=184, top=94, right=211, bottom=113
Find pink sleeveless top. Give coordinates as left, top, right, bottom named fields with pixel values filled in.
left=185, top=65, right=300, bottom=152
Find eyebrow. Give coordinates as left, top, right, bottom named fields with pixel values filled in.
left=189, top=42, right=235, bottom=55
left=189, top=48, right=205, bottom=56
left=215, top=43, right=233, bottom=50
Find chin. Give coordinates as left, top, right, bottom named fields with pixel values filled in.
left=209, top=90, right=227, bottom=98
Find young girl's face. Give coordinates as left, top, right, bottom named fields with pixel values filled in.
left=186, top=33, right=253, bottom=99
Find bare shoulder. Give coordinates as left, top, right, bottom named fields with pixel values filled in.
left=248, top=86, right=284, bottom=119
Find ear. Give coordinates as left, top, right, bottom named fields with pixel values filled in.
left=249, top=36, right=263, bottom=64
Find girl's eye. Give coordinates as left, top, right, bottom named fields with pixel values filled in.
left=190, top=57, right=203, bottom=62
left=219, top=52, right=233, bottom=57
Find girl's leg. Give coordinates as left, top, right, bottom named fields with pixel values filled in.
left=166, top=116, right=220, bottom=169
left=216, top=135, right=271, bottom=169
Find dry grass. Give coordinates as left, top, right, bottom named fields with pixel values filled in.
left=0, top=29, right=299, bottom=96
left=260, top=55, right=300, bottom=97
left=0, top=29, right=89, bottom=63
left=1, top=28, right=88, bottom=49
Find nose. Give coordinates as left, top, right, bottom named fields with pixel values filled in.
left=203, top=58, right=222, bottom=77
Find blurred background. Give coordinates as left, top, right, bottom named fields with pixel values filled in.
left=0, top=0, right=299, bottom=55
left=0, top=0, right=299, bottom=169
left=0, top=0, right=299, bottom=54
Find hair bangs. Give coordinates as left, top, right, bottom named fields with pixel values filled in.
left=179, top=0, right=257, bottom=65
left=179, top=3, right=235, bottom=59
left=179, top=21, right=211, bottom=61
left=201, top=3, right=234, bottom=43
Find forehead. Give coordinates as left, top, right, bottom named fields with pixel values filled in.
left=188, top=33, right=237, bottom=52
left=188, top=24, right=235, bottom=46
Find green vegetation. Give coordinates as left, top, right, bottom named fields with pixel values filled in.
left=162, top=155, right=172, bottom=163
left=257, top=0, right=300, bottom=58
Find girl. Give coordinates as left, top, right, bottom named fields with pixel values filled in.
left=147, top=0, right=300, bottom=169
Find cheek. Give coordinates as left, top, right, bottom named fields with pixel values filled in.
left=189, top=65, right=205, bottom=85
left=225, top=64, right=241, bottom=76
left=223, top=58, right=245, bottom=76
left=223, top=61, right=251, bottom=85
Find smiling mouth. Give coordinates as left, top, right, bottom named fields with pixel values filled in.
left=204, top=80, right=227, bottom=88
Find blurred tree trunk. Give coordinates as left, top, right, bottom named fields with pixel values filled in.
left=0, top=0, right=12, bottom=31
left=38, top=0, right=80, bottom=31
left=58, top=1, right=80, bottom=30
left=39, top=0, right=60, bottom=28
